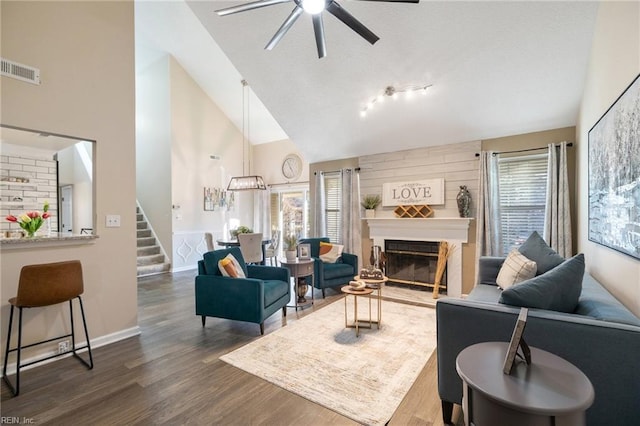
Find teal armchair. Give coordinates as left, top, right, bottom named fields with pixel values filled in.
left=196, top=247, right=291, bottom=335
left=298, top=237, right=358, bottom=298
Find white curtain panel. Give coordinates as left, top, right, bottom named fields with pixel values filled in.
left=340, top=168, right=362, bottom=268
left=475, top=151, right=502, bottom=264
left=313, top=171, right=327, bottom=237
left=544, top=141, right=572, bottom=257
left=253, top=188, right=271, bottom=237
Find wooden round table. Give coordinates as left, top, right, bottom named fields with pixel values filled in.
left=354, top=275, right=387, bottom=327
left=341, top=286, right=374, bottom=337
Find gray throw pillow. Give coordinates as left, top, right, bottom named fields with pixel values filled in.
left=518, top=231, right=564, bottom=275
left=499, top=253, right=585, bottom=313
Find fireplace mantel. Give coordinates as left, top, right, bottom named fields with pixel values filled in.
left=366, top=218, right=473, bottom=242
left=366, top=217, right=473, bottom=298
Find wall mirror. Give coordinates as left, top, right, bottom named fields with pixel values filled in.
left=0, top=124, right=95, bottom=236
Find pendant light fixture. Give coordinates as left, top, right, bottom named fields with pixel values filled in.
left=227, top=79, right=267, bottom=191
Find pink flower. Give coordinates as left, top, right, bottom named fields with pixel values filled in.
left=26, top=211, right=40, bottom=219
left=6, top=215, right=18, bottom=222
left=42, top=212, right=51, bottom=219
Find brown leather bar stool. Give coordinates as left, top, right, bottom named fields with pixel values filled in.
left=2, top=260, right=94, bottom=396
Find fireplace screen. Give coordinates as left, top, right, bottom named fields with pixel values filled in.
left=384, top=240, right=446, bottom=292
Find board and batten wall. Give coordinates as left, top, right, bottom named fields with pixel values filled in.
left=359, top=140, right=480, bottom=294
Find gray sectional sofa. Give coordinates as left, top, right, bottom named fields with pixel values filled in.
left=436, top=255, right=640, bottom=425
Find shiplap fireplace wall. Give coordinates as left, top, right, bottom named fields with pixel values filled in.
left=359, top=140, right=480, bottom=296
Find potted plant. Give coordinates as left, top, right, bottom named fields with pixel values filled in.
left=283, top=234, right=298, bottom=261
left=230, top=225, right=253, bottom=240
left=361, top=194, right=382, bottom=218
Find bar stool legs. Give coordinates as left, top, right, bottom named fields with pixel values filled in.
left=2, top=296, right=93, bottom=396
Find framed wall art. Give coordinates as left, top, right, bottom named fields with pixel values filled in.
left=588, top=73, right=640, bottom=260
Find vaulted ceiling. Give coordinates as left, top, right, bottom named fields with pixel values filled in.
left=136, top=1, right=599, bottom=163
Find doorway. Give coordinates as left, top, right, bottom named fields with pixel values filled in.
left=60, top=185, right=73, bottom=233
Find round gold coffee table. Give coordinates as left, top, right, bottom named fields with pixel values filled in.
left=341, top=286, right=373, bottom=337
left=354, top=275, right=388, bottom=328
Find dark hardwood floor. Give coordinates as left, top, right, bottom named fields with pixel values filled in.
left=1, top=270, right=462, bottom=425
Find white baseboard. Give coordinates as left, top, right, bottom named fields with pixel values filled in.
left=172, top=264, right=197, bottom=273
left=1, top=326, right=141, bottom=377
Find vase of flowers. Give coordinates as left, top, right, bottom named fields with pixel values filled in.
left=5, top=201, right=51, bottom=238
left=230, top=225, right=253, bottom=240
left=361, top=194, right=382, bottom=218
left=283, top=234, right=298, bottom=261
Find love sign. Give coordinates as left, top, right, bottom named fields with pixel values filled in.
left=382, top=178, right=445, bottom=206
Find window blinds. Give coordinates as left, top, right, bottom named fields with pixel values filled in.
left=498, top=154, right=548, bottom=255
left=324, top=172, right=342, bottom=243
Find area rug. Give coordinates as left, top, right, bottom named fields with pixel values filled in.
left=220, top=298, right=437, bottom=425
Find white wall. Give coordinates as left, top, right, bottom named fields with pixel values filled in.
left=1, top=1, right=138, bottom=363
left=135, top=48, right=173, bottom=260
left=168, top=57, right=251, bottom=270
left=577, top=1, right=640, bottom=316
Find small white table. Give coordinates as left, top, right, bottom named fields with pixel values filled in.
left=279, top=258, right=314, bottom=311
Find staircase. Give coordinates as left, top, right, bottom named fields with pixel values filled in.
left=137, top=206, right=171, bottom=277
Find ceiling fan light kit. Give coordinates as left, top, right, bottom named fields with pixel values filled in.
left=215, top=0, right=420, bottom=58
left=360, top=84, right=432, bottom=117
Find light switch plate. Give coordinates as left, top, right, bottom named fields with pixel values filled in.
left=106, top=214, right=121, bottom=227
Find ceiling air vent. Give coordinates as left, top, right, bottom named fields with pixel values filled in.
left=1, top=58, right=40, bottom=85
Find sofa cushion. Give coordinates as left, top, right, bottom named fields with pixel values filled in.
left=218, top=253, right=246, bottom=278
left=518, top=231, right=564, bottom=275
left=263, top=279, right=288, bottom=307
left=575, top=273, right=640, bottom=326
left=319, top=242, right=344, bottom=263
left=323, top=262, right=354, bottom=280
left=496, top=249, right=537, bottom=289
left=467, top=284, right=503, bottom=303
left=499, top=253, right=585, bottom=313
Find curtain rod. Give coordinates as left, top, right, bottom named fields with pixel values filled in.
left=268, top=181, right=310, bottom=188
left=475, top=142, right=573, bottom=157
left=313, top=167, right=361, bottom=175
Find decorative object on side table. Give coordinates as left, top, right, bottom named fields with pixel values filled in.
left=5, top=200, right=50, bottom=237
left=297, top=277, right=309, bottom=302
left=298, top=243, right=311, bottom=260
left=359, top=268, right=384, bottom=280
left=361, top=194, right=382, bottom=218
left=230, top=225, right=253, bottom=240
left=456, top=185, right=471, bottom=218
left=283, top=234, right=298, bottom=261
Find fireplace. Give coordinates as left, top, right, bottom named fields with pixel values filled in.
left=385, top=240, right=447, bottom=292
left=366, top=217, right=473, bottom=298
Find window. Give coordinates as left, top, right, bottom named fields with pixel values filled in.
left=498, top=154, right=548, bottom=255
left=323, top=171, right=342, bottom=243
left=269, top=186, right=309, bottom=255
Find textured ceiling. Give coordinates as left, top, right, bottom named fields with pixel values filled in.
left=139, top=1, right=599, bottom=163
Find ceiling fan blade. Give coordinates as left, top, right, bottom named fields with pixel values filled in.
left=216, top=0, right=292, bottom=16
left=356, top=0, right=419, bottom=3
left=312, top=14, right=327, bottom=58
left=326, top=1, right=379, bottom=45
left=265, top=6, right=304, bottom=50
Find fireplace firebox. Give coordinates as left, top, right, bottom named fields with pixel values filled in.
left=384, top=239, right=447, bottom=293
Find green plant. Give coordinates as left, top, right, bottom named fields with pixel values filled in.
left=283, top=234, right=298, bottom=251
left=230, top=225, right=253, bottom=238
left=361, top=194, right=382, bottom=210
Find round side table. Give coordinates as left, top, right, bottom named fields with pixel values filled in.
left=280, top=258, right=314, bottom=310
left=341, top=286, right=374, bottom=337
left=354, top=275, right=387, bottom=328
left=456, top=342, right=594, bottom=426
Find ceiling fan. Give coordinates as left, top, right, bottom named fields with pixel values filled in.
left=216, top=0, right=419, bottom=58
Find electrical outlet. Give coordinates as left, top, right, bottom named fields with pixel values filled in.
left=58, top=340, right=69, bottom=354
left=106, top=214, right=121, bottom=227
